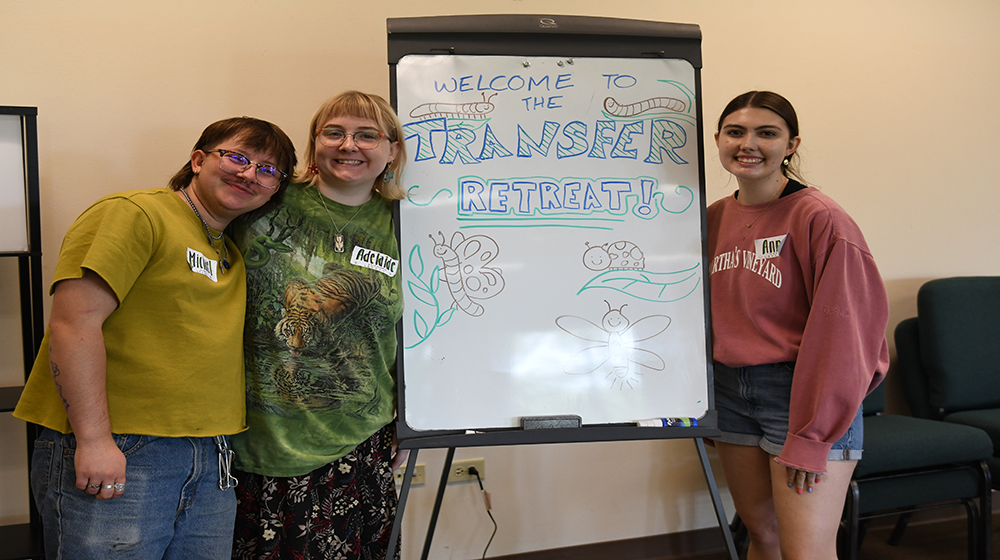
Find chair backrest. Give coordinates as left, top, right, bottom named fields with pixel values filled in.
left=916, top=276, right=1000, bottom=412
left=862, top=377, right=885, bottom=416
left=894, top=317, right=938, bottom=418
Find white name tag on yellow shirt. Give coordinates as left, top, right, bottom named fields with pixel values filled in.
left=187, top=247, right=219, bottom=282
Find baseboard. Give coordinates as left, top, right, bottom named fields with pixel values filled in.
left=487, top=527, right=725, bottom=560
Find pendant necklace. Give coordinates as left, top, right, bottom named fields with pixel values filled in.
left=315, top=188, right=368, bottom=253
left=180, top=188, right=230, bottom=272
left=735, top=181, right=785, bottom=229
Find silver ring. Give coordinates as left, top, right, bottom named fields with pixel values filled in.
left=103, top=484, right=114, bottom=489
left=114, top=482, right=126, bottom=492
left=87, top=483, right=101, bottom=489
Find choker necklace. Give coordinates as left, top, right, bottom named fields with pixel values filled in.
left=180, top=188, right=230, bottom=272
left=735, top=183, right=785, bottom=229
left=314, top=188, right=368, bottom=253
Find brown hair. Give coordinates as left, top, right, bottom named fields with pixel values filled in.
left=717, top=91, right=804, bottom=184
left=296, top=91, right=408, bottom=201
left=169, top=117, right=297, bottom=222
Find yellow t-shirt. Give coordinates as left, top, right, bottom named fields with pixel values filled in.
left=14, top=188, right=247, bottom=437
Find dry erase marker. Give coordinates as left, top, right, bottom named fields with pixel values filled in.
left=635, top=418, right=698, bottom=427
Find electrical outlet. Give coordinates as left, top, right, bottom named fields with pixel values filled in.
left=448, top=458, right=485, bottom=483
left=393, top=463, right=425, bottom=486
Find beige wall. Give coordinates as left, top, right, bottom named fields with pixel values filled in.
left=2, top=0, right=999, bottom=557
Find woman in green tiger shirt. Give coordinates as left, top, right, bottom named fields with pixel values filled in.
left=229, top=91, right=407, bottom=560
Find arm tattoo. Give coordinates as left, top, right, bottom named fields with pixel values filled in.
left=49, top=345, right=70, bottom=410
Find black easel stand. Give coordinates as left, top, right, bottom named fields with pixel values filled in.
left=387, top=428, right=738, bottom=560
left=385, top=14, right=724, bottom=558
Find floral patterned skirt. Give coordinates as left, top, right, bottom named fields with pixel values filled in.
left=232, top=424, right=400, bottom=560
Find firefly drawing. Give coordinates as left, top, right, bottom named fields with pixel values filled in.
left=556, top=301, right=671, bottom=390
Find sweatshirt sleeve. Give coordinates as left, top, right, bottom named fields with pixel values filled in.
left=776, top=236, right=890, bottom=474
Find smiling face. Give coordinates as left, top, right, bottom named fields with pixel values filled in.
left=314, top=114, right=399, bottom=198
left=715, top=106, right=800, bottom=189
left=189, top=139, right=280, bottom=228
left=602, top=307, right=629, bottom=333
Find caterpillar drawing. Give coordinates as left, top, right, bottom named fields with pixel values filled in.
left=603, top=96, right=686, bottom=117
left=409, top=93, right=497, bottom=120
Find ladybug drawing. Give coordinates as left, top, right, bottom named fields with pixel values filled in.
left=583, top=240, right=645, bottom=271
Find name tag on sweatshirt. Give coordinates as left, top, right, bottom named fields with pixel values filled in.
left=754, top=234, right=787, bottom=260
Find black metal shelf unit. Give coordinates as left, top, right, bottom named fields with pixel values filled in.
left=0, top=105, right=45, bottom=560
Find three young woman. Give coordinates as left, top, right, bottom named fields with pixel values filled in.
left=708, top=91, right=889, bottom=559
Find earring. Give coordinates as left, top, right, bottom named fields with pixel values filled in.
left=383, top=169, right=394, bottom=183
left=308, top=164, right=318, bottom=173
left=782, top=157, right=790, bottom=166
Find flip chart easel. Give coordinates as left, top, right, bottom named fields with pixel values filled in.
left=385, top=15, right=737, bottom=560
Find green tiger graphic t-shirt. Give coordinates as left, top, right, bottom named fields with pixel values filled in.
left=229, top=184, right=403, bottom=476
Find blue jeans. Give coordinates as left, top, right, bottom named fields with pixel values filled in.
left=31, top=428, right=237, bottom=560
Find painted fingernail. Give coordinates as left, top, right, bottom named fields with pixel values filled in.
left=797, top=489, right=802, bottom=494
left=808, top=488, right=813, bottom=493
left=788, top=483, right=793, bottom=488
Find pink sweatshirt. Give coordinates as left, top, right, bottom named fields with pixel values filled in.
left=707, top=183, right=889, bottom=473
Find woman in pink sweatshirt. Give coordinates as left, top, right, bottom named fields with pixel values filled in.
left=707, top=91, right=889, bottom=560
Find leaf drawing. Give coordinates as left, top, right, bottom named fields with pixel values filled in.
left=579, top=266, right=701, bottom=303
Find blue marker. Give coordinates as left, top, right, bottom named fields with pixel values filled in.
left=635, top=417, right=698, bottom=427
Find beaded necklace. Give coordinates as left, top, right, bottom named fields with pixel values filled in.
left=180, top=188, right=230, bottom=273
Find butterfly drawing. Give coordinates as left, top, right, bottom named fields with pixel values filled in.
left=429, top=231, right=505, bottom=316
left=556, top=301, right=671, bottom=390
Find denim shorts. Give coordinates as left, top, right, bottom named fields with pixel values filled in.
left=713, top=361, right=863, bottom=460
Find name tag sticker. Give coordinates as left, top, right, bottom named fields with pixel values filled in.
left=351, top=246, right=399, bottom=277
left=187, top=247, right=218, bottom=282
left=754, top=234, right=787, bottom=260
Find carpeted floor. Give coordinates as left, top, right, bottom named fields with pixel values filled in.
left=687, top=509, right=998, bottom=560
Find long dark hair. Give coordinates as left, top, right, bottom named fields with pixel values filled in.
left=717, top=91, right=804, bottom=184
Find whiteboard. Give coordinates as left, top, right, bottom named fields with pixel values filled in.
left=0, top=115, right=29, bottom=252
left=396, top=55, right=708, bottom=431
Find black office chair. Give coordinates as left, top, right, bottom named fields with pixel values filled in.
left=839, top=370, right=993, bottom=560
